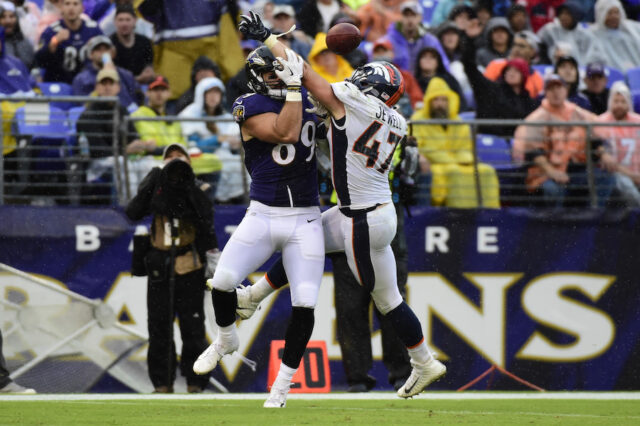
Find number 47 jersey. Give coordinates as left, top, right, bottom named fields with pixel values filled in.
left=328, top=81, right=408, bottom=210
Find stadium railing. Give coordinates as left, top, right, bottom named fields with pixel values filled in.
left=3, top=96, right=640, bottom=209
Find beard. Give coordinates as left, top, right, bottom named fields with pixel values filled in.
left=430, top=107, right=448, bottom=119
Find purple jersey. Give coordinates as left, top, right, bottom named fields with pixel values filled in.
left=232, top=90, right=319, bottom=207
left=36, top=19, right=103, bottom=83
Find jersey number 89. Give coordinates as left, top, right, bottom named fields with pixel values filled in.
left=272, top=121, right=316, bottom=166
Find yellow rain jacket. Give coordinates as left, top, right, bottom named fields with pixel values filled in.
left=308, top=33, right=354, bottom=84
left=411, top=78, right=499, bottom=208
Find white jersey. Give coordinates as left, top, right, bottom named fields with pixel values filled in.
left=328, top=81, right=408, bottom=209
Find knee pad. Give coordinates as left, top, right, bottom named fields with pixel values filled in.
left=372, top=291, right=403, bottom=315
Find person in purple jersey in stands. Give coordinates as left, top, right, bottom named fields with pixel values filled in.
left=35, top=0, right=102, bottom=83
left=192, top=46, right=325, bottom=409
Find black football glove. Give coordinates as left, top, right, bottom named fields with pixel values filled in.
left=239, top=11, right=271, bottom=42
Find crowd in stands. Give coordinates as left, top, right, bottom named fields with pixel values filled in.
left=2, top=0, right=640, bottom=208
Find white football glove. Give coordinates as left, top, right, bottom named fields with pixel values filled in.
left=275, top=48, right=303, bottom=87
left=305, top=93, right=329, bottom=118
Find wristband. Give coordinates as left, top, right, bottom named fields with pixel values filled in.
left=286, top=88, right=302, bottom=102
left=264, top=34, right=278, bottom=49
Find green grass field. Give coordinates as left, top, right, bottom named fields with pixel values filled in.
left=1, top=394, right=639, bottom=425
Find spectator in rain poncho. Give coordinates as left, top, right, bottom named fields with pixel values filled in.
left=588, top=0, right=640, bottom=71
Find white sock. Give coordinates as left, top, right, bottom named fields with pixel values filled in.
left=218, top=323, right=236, bottom=341
left=274, top=363, right=297, bottom=388
left=252, top=275, right=277, bottom=301
left=408, top=341, right=433, bottom=364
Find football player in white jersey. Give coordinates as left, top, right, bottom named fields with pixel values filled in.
left=239, top=12, right=447, bottom=401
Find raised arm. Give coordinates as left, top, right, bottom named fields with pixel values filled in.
left=239, top=11, right=345, bottom=120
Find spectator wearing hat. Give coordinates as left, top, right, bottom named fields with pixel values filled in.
left=552, top=55, right=591, bottom=110
left=109, top=4, right=154, bottom=84
left=482, top=28, right=544, bottom=98
left=506, top=3, right=531, bottom=33
left=35, top=0, right=103, bottom=84
left=513, top=74, right=616, bottom=207
left=0, top=1, right=34, bottom=68
left=386, top=1, right=449, bottom=73
left=537, top=0, right=596, bottom=67
left=475, top=17, right=512, bottom=67
left=461, top=21, right=538, bottom=136
left=72, top=34, right=139, bottom=109
left=588, top=0, right=640, bottom=72
left=175, top=56, right=221, bottom=115
left=268, top=4, right=311, bottom=59
left=582, top=62, right=610, bottom=115
left=356, top=0, right=403, bottom=43
left=131, top=76, right=182, bottom=158
left=431, top=0, right=472, bottom=28
left=75, top=67, right=147, bottom=202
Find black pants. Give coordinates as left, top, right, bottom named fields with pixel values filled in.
left=146, top=263, right=209, bottom=390
left=0, top=330, right=11, bottom=388
left=333, top=203, right=411, bottom=387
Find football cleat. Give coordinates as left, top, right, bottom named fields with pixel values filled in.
left=396, top=358, right=446, bottom=398
left=263, top=379, right=291, bottom=408
left=0, top=382, right=36, bottom=394
left=236, top=284, right=261, bottom=320
left=193, top=332, right=239, bottom=375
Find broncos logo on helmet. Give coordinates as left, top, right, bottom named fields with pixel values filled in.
left=245, top=46, right=287, bottom=100
left=347, top=61, right=405, bottom=107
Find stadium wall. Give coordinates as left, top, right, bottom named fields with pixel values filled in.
left=0, top=205, right=638, bottom=392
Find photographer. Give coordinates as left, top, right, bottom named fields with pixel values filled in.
left=126, top=144, right=219, bottom=393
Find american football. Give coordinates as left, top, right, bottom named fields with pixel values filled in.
left=326, top=23, right=362, bottom=55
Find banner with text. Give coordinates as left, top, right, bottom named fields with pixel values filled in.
left=0, top=206, right=638, bottom=392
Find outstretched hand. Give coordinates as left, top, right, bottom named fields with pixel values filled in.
left=275, top=48, right=303, bottom=87
left=239, top=11, right=271, bottom=42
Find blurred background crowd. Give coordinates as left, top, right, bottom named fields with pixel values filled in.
left=3, top=0, right=640, bottom=209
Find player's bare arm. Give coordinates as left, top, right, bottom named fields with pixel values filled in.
left=239, top=11, right=345, bottom=120
left=240, top=47, right=305, bottom=144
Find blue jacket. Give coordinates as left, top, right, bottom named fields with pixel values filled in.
left=386, top=23, right=449, bottom=73
left=0, top=27, right=32, bottom=95
left=137, top=0, right=224, bottom=42
left=72, top=64, right=139, bottom=109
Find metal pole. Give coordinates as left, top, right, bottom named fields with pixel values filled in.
left=585, top=124, right=597, bottom=208
left=121, top=116, right=131, bottom=201
left=111, top=101, right=123, bottom=205
left=470, top=121, right=483, bottom=207
left=0, top=106, right=4, bottom=205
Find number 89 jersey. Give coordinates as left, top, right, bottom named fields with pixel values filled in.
left=328, top=82, right=408, bottom=209
left=232, top=90, right=319, bottom=207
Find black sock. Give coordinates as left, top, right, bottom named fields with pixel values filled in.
left=384, top=302, right=424, bottom=348
left=266, top=257, right=289, bottom=289
left=211, top=288, right=237, bottom=327
left=282, top=307, right=315, bottom=368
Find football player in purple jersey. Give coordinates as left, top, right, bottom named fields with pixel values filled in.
left=193, top=46, right=325, bottom=408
